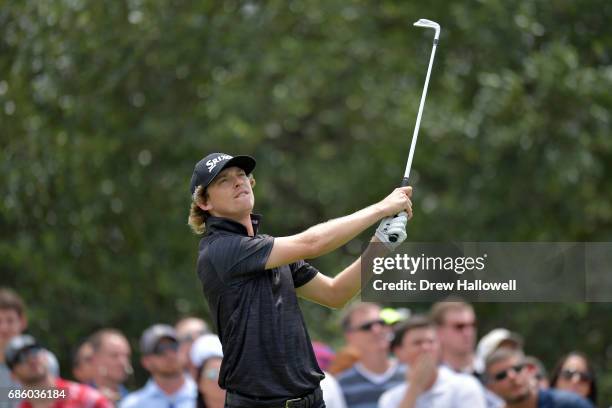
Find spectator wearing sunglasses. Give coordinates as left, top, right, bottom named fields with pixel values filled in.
left=120, top=324, right=197, bottom=408
left=550, top=352, right=597, bottom=406
left=337, top=302, right=405, bottom=408
left=484, top=348, right=593, bottom=408
left=379, top=315, right=486, bottom=408
left=190, top=334, right=225, bottom=408
left=430, top=300, right=478, bottom=374
left=175, top=316, right=210, bottom=378
left=5, top=335, right=112, bottom=408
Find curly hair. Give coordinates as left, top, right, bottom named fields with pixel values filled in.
left=188, top=185, right=210, bottom=235
left=187, top=174, right=256, bottom=235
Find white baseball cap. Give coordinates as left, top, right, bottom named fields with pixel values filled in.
left=475, top=328, right=523, bottom=373
left=190, top=334, right=223, bottom=368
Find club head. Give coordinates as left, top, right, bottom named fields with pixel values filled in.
left=414, top=18, right=440, bottom=40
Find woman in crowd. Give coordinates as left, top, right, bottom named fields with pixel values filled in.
left=191, top=334, right=225, bottom=408
left=550, top=351, right=597, bottom=406
left=196, top=356, right=225, bottom=408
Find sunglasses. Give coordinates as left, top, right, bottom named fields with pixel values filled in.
left=560, top=369, right=592, bottom=383
left=13, top=347, right=43, bottom=366
left=351, top=319, right=388, bottom=332
left=178, top=330, right=208, bottom=344
left=448, top=321, right=476, bottom=331
left=490, top=363, right=526, bottom=382
left=152, top=341, right=179, bottom=355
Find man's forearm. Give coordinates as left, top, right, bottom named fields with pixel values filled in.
left=300, top=204, right=385, bottom=258
left=330, top=237, right=388, bottom=307
left=398, top=386, right=420, bottom=408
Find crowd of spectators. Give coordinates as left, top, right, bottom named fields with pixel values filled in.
left=1, top=288, right=601, bottom=407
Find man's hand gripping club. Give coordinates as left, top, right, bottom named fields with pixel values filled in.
left=375, top=187, right=413, bottom=251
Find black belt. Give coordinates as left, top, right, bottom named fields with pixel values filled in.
left=225, top=387, right=323, bottom=408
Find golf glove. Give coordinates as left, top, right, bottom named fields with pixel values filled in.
left=375, top=212, right=408, bottom=251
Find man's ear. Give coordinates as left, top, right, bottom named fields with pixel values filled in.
left=141, top=356, right=152, bottom=372
left=19, top=315, right=28, bottom=332
left=196, top=190, right=213, bottom=212
left=249, top=176, right=256, bottom=188
left=197, top=201, right=212, bottom=212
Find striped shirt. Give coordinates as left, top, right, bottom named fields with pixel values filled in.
left=338, top=362, right=405, bottom=408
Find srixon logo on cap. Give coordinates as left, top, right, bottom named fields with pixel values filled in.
left=206, top=154, right=233, bottom=172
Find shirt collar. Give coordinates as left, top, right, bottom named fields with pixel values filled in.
left=205, top=214, right=262, bottom=236
left=143, top=377, right=197, bottom=400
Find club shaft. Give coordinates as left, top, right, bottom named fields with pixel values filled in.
left=403, top=39, right=438, bottom=182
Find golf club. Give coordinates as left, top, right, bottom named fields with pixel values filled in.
left=390, top=18, right=441, bottom=242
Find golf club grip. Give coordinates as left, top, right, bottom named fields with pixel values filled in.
left=389, top=177, right=411, bottom=242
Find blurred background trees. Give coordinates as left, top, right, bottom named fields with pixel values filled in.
left=2, top=0, right=611, bottom=401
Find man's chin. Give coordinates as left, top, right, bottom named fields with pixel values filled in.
left=157, top=369, right=183, bottom=379
left=506, top=389, right=531, bottom=404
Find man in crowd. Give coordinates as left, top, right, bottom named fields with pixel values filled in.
left=379, top=315, right=486, bottom=408
left=430, top=300, right=478, bottom=374
left=484, top=348, right=593, bottom=408
left=0, top=288, right=28, bottom=408
left=89, top=328, right=132, bottom=404
left=476, top=328, right=524, bottom=374
left=175, top=316, right=209, bottom=378
left=71, top=340, right=95, bottom=384
left=5, top=335, right=111, bottom=408
left=120, top=324, right=196, bottom=408
left=337, top=302, right=404, bottom=408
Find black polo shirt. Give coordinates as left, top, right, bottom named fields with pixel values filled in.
left=196, top=215, right=324, bottom=398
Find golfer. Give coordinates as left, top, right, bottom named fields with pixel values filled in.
left=188, top=152, right=412, bottom=408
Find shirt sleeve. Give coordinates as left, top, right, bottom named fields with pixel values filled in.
left=289, top=260, right=319, bottom=288
left=208, top=234, right=275, bottom=284
left=454, top=375, right=487, bottom=408
left=550, top=390, right=595, bottom=408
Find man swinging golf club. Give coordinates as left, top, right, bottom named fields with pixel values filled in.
left=187, top=153, right=411, bottom=408
left=189, top=14, right=440, bottom=408
left=187, top=17, right=440, bottom=408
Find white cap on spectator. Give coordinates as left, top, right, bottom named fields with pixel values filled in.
left=190, top=334, right=223, bottom=368
left=475, top=328, right=523, bottom=373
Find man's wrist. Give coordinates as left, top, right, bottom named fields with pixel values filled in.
left=406, top=383, right=425, bottom=398
left=370, top=202, right=387, bottom=219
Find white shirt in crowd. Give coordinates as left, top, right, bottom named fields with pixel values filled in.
left=378, top=365, right=486, bottom=408
left=321, top=371, right=347, bottom=408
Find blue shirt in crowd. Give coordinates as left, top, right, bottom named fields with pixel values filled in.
left=119, top=376, right=197, bottom=408
left=537, top=388, right=594, bottom=408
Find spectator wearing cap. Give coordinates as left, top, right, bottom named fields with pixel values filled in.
left=190, top=334, right=224, bottom=408
left=337, top=302, right=405, bottom=408
left=475, top=328, right=523, bottom=374
left=5, top=335, right=111, bottom=408
left=120, top=324, right=196, bottom=408
left=89, top=328, right=132, bottom=404
left=0, top=288, right=28, bottom=408
left=378, top=315, right=486, bottom=408
left=483, top=348, right=593, bottom=408
left=175, top=317, right=209, bottom=378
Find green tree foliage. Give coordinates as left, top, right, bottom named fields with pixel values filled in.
left=1, top=0, right=611, bottom=400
